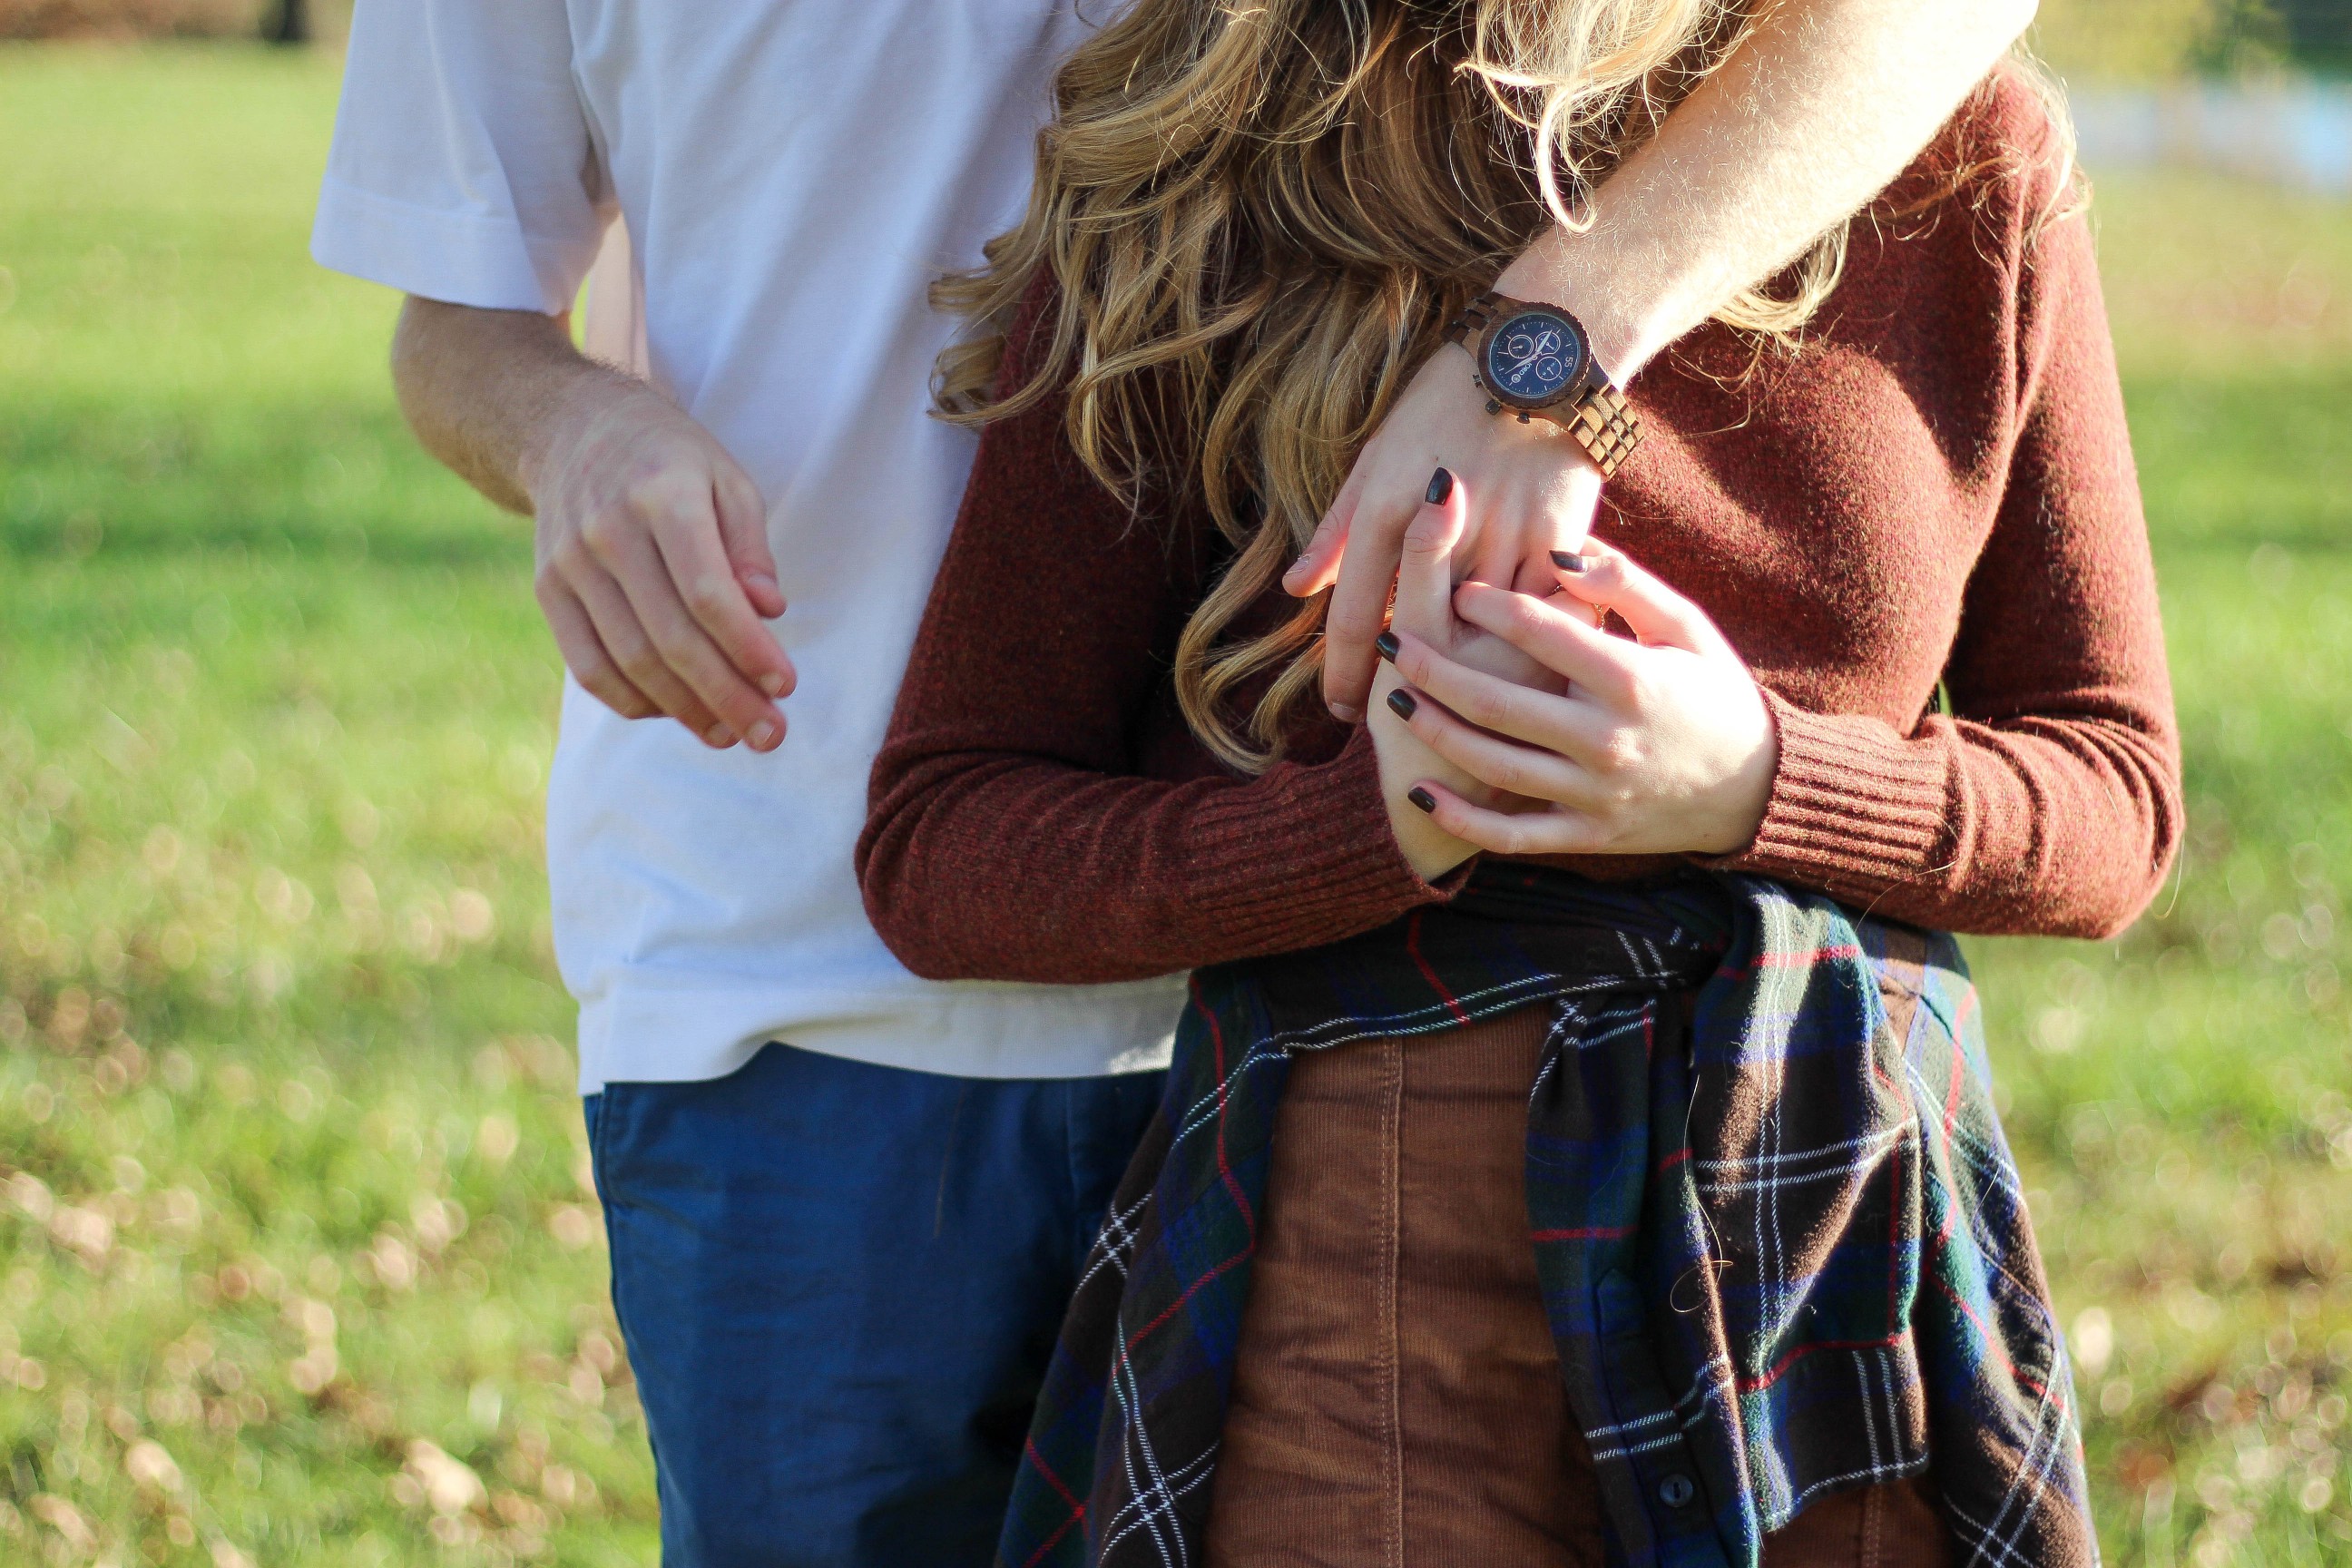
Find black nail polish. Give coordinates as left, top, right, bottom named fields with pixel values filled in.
left=1550, top=549, right=1588, bottom=573
left=1375, top=631, right=1399, bottom=662
left=1386, top=689, right=1417, bottom=720
left=1407, top=786, right=1437, bottom=814
left=1425, top=466, right=1453, bottom=505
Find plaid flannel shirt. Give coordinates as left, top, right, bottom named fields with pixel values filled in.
left=999, top=867, right=2097, bottom=1568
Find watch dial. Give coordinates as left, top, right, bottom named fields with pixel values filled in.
left=1484, top=309, right=1585, bottom=406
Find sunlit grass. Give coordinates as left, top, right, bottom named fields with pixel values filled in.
left=1, top=44, right=646, bottom=1568
left=0, top=44, right=2348, bottom=1568
left=1974, top=171, right=2352, bottom=1568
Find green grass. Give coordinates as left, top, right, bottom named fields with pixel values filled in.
left=1968, top=168, right=2352, bottom=1567
left=0, top=44, right=643, bottom=1568
left=0, top=40, right=2347, bottom=1568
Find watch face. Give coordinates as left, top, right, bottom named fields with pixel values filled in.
left=1483, top=309, right=1587, bottom=407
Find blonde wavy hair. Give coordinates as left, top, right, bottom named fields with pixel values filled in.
left=935, top=0, right=2035, bottom=771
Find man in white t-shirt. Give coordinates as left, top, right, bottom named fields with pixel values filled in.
left=313, top=1, right=2035, bottom=1560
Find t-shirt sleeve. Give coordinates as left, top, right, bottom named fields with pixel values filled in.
left=310, top=0, right=612, bottom=315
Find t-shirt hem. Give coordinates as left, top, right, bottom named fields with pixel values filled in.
left=573, top=976, right=1187, bottom=1095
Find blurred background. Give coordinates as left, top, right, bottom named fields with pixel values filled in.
left=0, top=1, right=2347, bottom=1564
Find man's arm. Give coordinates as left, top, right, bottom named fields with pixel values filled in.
left=1502, top=0, right=2044, bottom=375
left=1295, top=0, right=2043, bottom=721
left=391, top=298, right=793, bottom=750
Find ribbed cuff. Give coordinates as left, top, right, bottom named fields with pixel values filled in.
left=1710, top=692, right=1952, bottom=899
left=1182, top=729, right=1457, bottom=962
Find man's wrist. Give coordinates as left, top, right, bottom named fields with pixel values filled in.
left=1492, top=227, right=1655, bottom=387
left=515, top=364, right=650, bottom=509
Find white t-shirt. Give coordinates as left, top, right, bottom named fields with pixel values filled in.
left=313, top=0, right=1184, bottom=1093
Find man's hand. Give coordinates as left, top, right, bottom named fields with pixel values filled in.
left=524, top=377, right=794, bottom=750
left=1284, top=352, right=1601, bottom=723
left=1286, top=0, right=2040, bottom=721
left=390, top=297, right=793, bottom=751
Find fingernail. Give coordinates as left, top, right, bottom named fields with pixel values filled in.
left=1426, top=467, right=1454, bottom=505
left=1406, top=786, right=1437, bottom=814
left=1386, top=689, right=1417, bottom=720
left=705, top=723, right=737, bottom=748
left=1328, top=701, right=1363, bottom=723
left=748, top=720, right=779, bottom=749
left=1550, top=550, right=1588, bottom=573
left=759, top=672, right=788, bottom=698
left=1375, top=631, right=1399, bottom=662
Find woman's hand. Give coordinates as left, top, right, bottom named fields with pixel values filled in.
left=1365, top=470, right=1564, bottom=881
left=1284, top=348, right=1602, bottom=721
left=1379, top=542, right=1779, bottom=858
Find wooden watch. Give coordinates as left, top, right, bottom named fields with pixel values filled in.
left=1441, top=291, right=1643, bottom=478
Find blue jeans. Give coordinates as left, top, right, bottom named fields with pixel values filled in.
left=583, top=1041, right=1162, bottom=1567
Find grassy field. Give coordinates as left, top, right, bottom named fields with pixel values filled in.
left=1, top=42, right=2347, bottom=1568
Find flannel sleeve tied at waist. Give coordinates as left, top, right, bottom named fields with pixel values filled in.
left=999, top=866, right=2098, bottom=1568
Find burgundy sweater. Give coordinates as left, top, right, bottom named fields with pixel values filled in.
left=858, top=74, right=2182, bottom=986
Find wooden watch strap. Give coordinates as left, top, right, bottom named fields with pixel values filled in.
left=1555, top=382, right=1642, bottom=479
left=1440, top=289, right=1507, bottom=347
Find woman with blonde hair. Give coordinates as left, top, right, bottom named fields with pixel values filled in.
left=861, top=0, right=2178, bottom=1562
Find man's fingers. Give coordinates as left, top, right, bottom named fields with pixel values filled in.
left=1401, top=785, right=1601, bottom=858
left=1442, top=583, right=1640, bottom=707
left=1386, top=628, right=1595, bottom=751
left=578, top=503, right=787, bottom=749
left=564, top=563, right=737, bottom=745
left=1285, top=473, right=1360, bottom=598
left=1462, top=474, right=1543, bottom=589
left=647, top=480, right=797, bottom=704
left=536, top=575, right=660, bottom=720
left=1548, top=541, right=1728, bottom=655
left=1470, top=449, right=1600, bottom=590
left=603, top=547, right=789, bottom=750
left=712, top=463, right=789, bottom=625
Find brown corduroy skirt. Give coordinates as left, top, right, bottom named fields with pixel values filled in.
left=1201, top=1004, right=1952, bottom=1568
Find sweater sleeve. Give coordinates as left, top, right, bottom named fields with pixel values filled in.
left=1719, top=196, right=2182, bottom=937
left=858, top=373, right=1450, bottom=985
